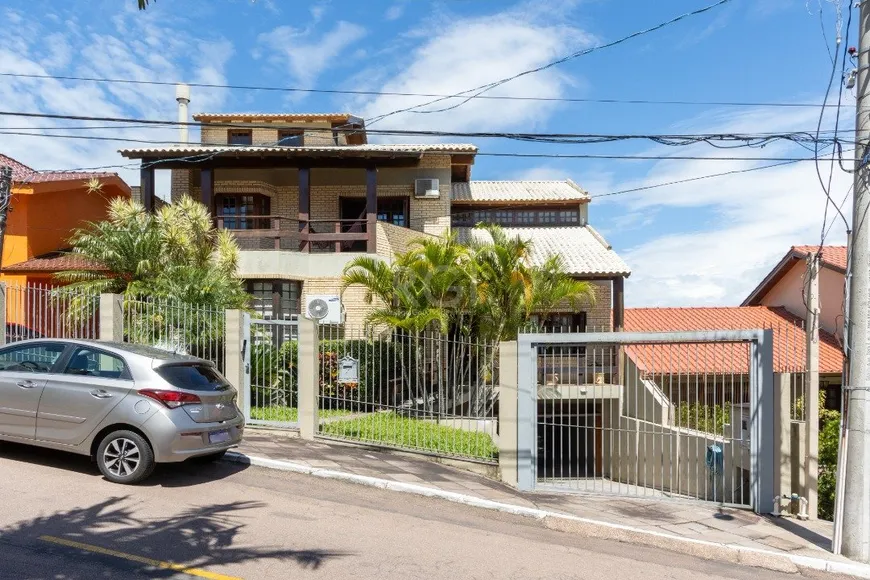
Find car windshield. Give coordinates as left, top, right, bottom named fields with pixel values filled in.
left=156, top=364, right=230, bottom=392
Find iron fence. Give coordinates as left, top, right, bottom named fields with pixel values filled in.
left=315, top=325, right=499, bottom=462
left=121, top=296, right=226, bottom=372
left=535, top=338, right=755, bottom=506
left=3, top=282, right=99, bottom=342
left=247, top=317, right=299, bottom=426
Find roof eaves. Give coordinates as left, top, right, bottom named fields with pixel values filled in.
left=741, top=250, right=803, bottom=306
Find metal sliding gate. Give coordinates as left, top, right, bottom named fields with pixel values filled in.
left=243, top=317, right=299, bottom=428
left=516, top=330, right=775, bottom=513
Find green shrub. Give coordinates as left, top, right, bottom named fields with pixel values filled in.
left=677, top=402, right=730, bottom=435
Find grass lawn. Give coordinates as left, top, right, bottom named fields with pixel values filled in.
left=250, top=406, right=352, bottom=423
left=318, top=411, right=498, bottom=461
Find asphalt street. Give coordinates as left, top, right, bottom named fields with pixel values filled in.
left=0, top=441, right=849, bottom=579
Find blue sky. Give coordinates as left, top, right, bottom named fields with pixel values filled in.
left=0, top=0, right=855, bottom=306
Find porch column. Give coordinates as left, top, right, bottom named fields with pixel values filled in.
left=366, top=166, right=377, bottom=253
left=140, top=164, right=155, bottom=212
left=298, top=167, right=311, bottom=253
left=612, top=276, right=625, bottom=331
left=201, top=167, right=214, bottom=211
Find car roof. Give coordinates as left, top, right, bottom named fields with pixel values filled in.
left=5, top=338, right=209, bottom=364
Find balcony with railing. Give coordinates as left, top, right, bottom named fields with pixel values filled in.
left=216, top=216, right=373, bottom=253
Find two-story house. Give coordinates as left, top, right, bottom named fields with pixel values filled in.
left=119, top=108, right=629, bottom=330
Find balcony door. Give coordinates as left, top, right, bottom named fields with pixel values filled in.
left=216, top=194, right=270, bottom=230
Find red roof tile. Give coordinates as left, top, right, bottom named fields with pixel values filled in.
left=624, top=306, right=843, bottom=374
left=792, top=245, right=847, bottom=271
left=3, top=253, right=105, bottom=273
left=0, top=152, right=119, bottom=185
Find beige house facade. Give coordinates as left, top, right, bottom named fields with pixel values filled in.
left=119, top=112, right=630, bottom=330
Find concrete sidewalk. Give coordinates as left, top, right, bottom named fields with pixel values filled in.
left=235, top=429, right=855, bottom=575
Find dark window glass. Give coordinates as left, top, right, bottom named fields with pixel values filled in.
left=278, top=130, right=303, bottom=146
left=247, top=280, right=301, bottom=319
left=217, top=194, right=270, bottom=229
left=375, top=198, right=408, bottom=227
left=65, top=347, right=129, bottom=379
left=157, top=364, right=230, bottom=392
left=0, top=343, right=66, bottom=373
left=228, top=130, right=252, bottom=146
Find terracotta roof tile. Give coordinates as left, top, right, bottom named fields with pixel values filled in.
left=792, top=245, right=847, bottom=271
left=3, top=253, right=105, bottom=273
left=624, top=306, right=843, bottom=374
left=0, top=152, right=120, bottom=185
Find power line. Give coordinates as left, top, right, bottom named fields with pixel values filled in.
left=366, top=0, right=735, bottom=125
left=0, top=110, right=850, bottom=143
left=589, top=160, right=803, bottom=199
left=0, top=70, right=849, bottom=110
left=0, top=129, right=848, bottom=162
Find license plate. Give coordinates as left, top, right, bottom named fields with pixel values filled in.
left=208, top=429, right=230, bottom=444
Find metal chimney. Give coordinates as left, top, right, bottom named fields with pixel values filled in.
left=175, top=83, right=190, bottom=145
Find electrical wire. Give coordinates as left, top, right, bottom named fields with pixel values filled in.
left=0, top=72, right=847, bottom=109
left=364, top=0, right=735, bottom=126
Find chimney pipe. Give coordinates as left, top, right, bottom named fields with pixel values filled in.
left=175, top=84, right=190, bottom=145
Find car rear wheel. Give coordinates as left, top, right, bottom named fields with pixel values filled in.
left=96, top=430, right=156, bottom=484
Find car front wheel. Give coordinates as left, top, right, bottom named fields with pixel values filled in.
left=96, top=430, right=156, bottom=484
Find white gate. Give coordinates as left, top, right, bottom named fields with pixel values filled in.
left=516, top=330, right=775, bottom=513
left=243, top=317, right=299, bottom=428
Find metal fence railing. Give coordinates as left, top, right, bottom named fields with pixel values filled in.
left=247, top=318, right=299, bottom=426
left=122, top=296, right=226, bottom=372
left=536, top=337, right=755, bottom=506
left=315, top=325, right=499, bottom=463
left=3, top=282, right=99, bottom=342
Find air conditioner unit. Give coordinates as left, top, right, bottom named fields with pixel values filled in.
left=305, top=295, right=344, bottom=325
left=414, top=178, right=440, bottom=198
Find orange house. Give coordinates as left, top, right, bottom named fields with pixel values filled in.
left=0, top=153, right=130, bottom=333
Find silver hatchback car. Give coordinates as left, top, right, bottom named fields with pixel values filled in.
left=0, top=339, right=244, bottom=484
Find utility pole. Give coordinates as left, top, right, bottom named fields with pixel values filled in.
left=0, top=166, right=11, bottom=272
left=805, top=252, right=820, bottom=520
left=842, top=0, right=870, bottom=561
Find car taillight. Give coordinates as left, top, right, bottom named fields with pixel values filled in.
left=139, top=389, right=201, bottom=409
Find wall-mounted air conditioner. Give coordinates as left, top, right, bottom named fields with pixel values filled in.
left=414, top=178, right=440, bottom=199
left=305, top=295, right=344, bottom=325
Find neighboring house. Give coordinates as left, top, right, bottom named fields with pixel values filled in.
left=0, top=153, right=131, bottom=287
left=119, top=110, right=630, bottom=329
left=743, top=245, right=846, bottom=340
left=623, top=306, right=844, bottom=410
left=0, top=152, right=130, bottom=335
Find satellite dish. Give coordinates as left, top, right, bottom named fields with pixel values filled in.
left=307, top=298, right=329, bottom=320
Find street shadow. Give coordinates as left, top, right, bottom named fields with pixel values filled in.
left=767, top=516, right=832, bottom=551
left=0, top=496, right=349, bottom=579
left=0, top=441, right=249, bottom=487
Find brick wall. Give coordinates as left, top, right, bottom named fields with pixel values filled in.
left=586, top=279, right=613, bottom=331
left=375, top=221, right=439, bottom=260
left=170, top=169, right=192, bottom=203
left=199, top=120, right=336, bottom=146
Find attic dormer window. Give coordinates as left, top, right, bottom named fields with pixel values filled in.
left=228, top=130, right=252, bottom=146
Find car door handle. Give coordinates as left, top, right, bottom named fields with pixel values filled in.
left=90, top=389, right=113, bottom=399
left=17, top=380, right=37, bottom=389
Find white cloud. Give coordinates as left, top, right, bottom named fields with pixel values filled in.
left=256, top=21, right=366, bottom=89
left=599, top=107, right=852, bottom=307
left=384, top=3, right=405, bottom=21
left=353, top=12, right=593, bottom=135
left=0, top=7, right=235, bottom=199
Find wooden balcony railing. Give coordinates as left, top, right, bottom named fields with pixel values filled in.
left=215, top=215, right=372, bottom=253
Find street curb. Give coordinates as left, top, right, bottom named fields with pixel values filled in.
left=225, top=451, right=870, bottom=578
